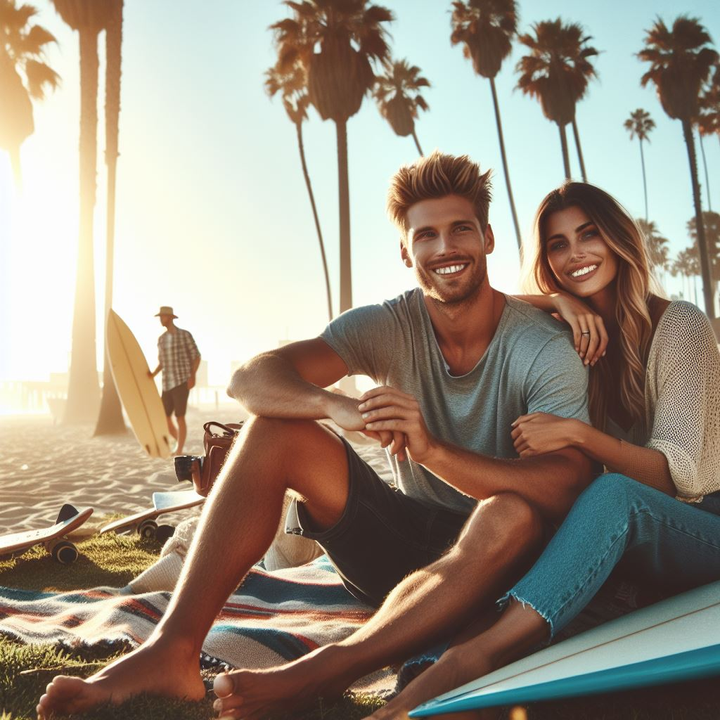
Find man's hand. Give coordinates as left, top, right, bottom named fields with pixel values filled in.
left=325, top=392, right=366, bottom=432
left=326, top=388, right=399, bottom=455
left=188, top=375, right=196, bottom=390
left=358, top=386, right=435, bottom=465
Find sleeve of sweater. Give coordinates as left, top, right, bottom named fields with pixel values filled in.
left=646, top=301, right=720, bottom=500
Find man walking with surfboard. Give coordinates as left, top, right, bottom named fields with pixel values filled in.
left=38, top=153, right=593, bottom=718
left=149, top=306, right=200, bottom=456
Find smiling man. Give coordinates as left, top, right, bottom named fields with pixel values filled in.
left=38, top=152, right=593, bottom=719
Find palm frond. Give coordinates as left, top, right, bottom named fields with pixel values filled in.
left=24, top=57, right=60, bottom=98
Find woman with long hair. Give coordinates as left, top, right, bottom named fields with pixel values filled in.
left=369, top=182, right=720, bottom=720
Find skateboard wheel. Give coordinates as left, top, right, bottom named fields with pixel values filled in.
left=51, top=540, right=78, bottom=564
left=138, top=519, right=158, bottom=539
left=155, top=525, right=175, bottom=544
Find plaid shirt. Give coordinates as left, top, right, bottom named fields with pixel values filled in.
left=158, top=328, right=200, bottom=392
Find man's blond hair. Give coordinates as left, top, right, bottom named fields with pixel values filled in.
left=387, top=151, right=493, bottom=242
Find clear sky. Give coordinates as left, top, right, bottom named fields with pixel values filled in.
left=1, top=0, right=719, bottom=391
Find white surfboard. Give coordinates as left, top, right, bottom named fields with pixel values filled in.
left=106, top=309, right=171, bottom=459
left=411, top=581, right=720, bottom=716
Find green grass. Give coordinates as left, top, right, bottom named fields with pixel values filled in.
left=0, top=527, right=385, bottom=720
left=1, top=531, right=717, bottom=719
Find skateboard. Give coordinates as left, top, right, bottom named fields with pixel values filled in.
left=99, top=489, right=205, bottom=540
left=0, top=504, right=94, bottom=564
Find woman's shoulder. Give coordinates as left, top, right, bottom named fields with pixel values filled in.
left=656, top=300, right=713, bottom=337
left=652, top=300, right=719, bottom=366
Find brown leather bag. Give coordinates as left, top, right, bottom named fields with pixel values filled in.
left=199, top=421, right=244, bottom=495
left=174, top=421, right=244, bottom=496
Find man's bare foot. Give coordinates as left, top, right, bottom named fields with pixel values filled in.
left=365, top=648, right=494, bottom=720
left=36, top=640, right=205, bottom=718
left=213, top=647, right=353, bottom=718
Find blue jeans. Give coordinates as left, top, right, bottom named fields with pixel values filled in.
left=502, top=474, right=720, bottom=639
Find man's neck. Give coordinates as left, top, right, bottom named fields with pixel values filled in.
left=423, top=283, right=505, bottom=376
left=166, top=323, right=177, bottom=334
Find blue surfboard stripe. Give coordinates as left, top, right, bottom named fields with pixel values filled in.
left=410, top=643, right=720, bottom=716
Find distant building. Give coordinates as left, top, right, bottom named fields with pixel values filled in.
left=196, top=359, right=209, bottom=387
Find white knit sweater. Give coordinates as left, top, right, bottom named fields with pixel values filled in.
left=643, top=301, right=720, bottom=501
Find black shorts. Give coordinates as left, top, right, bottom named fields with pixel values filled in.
left=161, top=383, right=189, bottom=417
left=286, top=438, right=469, bottom=607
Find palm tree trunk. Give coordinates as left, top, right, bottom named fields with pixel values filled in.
left=559, top=123, right=571, bottom=181
left=639, top=137, right=649, bottom=222
left=698, top=131, right=712, bottom=212
left=489, top=78, right=522, bottom=254
left=296, top=121, right=333, bottom=321
left=411, top=128, right=424, bottom=157
left=95, top=0, right=126, bottom=435
left=571, top=118, right=587, bottom=182
left=682, top=118, right=715, bottom=319
left=64, top=26, right=101, bottom=424
left=336, top=118, right=352, bottom=314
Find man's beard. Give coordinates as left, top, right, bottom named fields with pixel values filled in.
left=415, top=258, right=487, bottom=306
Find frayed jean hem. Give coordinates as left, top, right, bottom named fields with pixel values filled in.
left=497, top=590, right=556, bottom=640
left=395, top=640, right=451, bottom=694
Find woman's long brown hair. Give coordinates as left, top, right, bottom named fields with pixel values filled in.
left=527, top=182, right=654, bottom=430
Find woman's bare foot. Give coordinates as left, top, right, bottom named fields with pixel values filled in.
left=36, top=638, right=206, bottom=718
left=213, top=646, right=354, bottom=718
left=366, top=647, right=494, bottom=720
left=365, top=599, right=548, bottom=720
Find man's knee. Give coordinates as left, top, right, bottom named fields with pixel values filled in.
left=234, top=417, right=344, bottom=474
left=455, top=493, right=544, bottom=560
left=242, top=416, right=332, bottom=446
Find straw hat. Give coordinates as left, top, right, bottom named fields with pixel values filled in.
left=155, top=306, right=178, bottom=318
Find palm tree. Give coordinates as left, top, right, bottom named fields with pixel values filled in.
left=0, top=0, right=59, bottom=187
left=374, top=58, right=429, bottom=156
left=639, top=15, right=718, bottom=318
left=52, top=0, right=115, bottom=423
left=450, top=0, right=522, bottom=252
left=265, top=58, right=333, bottom=322
left=624, top=109, right=655, bottom=221
left=94, top=0, right=126, bottom=436
left=697, top=128, right=713, bottom=212
left=672, top=247, right=699, bottom=303
left=698, top=63, right=720, bottom=145
left=270, top=0, right=393, bottom=314
left=637, top=218, right=669, bottom=286
left=688, top=211, right=720, bottom=281
left=516, top=18, right=598, bottom=182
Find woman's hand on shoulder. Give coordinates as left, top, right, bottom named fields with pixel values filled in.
left=550, top=293, right=608, bottom=367
left=511, top=412, right=584, bottom=457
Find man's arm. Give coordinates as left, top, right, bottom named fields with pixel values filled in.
left=227, top=338, right=365, bottom=431
left=359, top=386, right=593, bottom=523
left=187, top=355, right=201, bottom=389
left=423, top=443, right=592, bottom=523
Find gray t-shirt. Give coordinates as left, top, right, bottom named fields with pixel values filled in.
left=321, top=289, right=589, bottom=515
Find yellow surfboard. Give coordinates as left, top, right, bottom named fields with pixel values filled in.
left=106, top=309, right=171, bottom=459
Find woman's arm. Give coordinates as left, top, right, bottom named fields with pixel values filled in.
left=511, top=413, right=676, bottom=495
left=515, top=293, right=608, bottom=365
left=573, top=422, right=675, bottom=494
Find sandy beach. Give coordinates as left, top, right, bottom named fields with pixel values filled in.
left=0, top=407, right=391, bottom=536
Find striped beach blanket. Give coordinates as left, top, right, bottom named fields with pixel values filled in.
left=0, top=556, right=377, bottom=674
